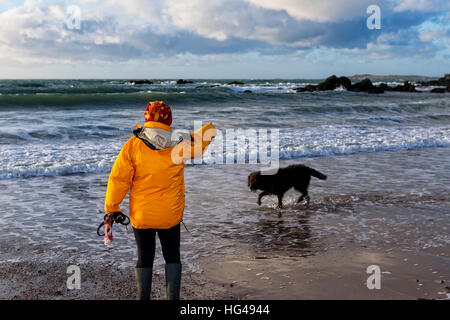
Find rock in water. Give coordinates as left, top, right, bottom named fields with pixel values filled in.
left=337, top=77, right=352, bottom=90
left=296, top=85, right=318, bottom=92
left=317, top=75, right=339, bottom=91
left=296, top=76, right=352, bottom=92
left=419, top=74, right=450, bottom=87
left=350, top=79, right=386, bottom=94
left=294, top=74, right=431, bottom=94
left=378, top=83, right=389, bottom=91
left=350, top=78, right=375, bottom=92
left=130, top=80, right=153, bottom=85
left=177, top=79, right=194, bottom=84
left=391, top=81, right=418, bottom=92
left=368, top=86, right=385, bottom=94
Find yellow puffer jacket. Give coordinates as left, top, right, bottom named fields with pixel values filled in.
left=104, top=121, right=216, bottom=229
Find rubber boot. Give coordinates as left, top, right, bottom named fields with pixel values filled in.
left=165, top=263, right=182, bottom=300
left=134, top=267, right=153, bottom=300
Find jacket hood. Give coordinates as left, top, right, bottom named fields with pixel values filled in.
left=140, top=127, right=179, bottom=150
left=134, top=122, right=191, bottom=150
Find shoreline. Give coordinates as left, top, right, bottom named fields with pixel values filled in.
left=0, top=259, right=235, bottom=300
left=201, top=247, right=450, bottom=300
left=1, top=247, right=448, bottom=300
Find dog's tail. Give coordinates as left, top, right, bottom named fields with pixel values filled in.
left=308, top=167, right=327, bottom=180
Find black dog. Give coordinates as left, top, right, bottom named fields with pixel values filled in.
left=248, top=164, right=327, bottom=208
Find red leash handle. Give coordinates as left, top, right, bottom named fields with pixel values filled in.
left=103, top=214, right=114, bottom=246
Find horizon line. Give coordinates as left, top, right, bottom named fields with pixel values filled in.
left=0, top=74, right=443, bottom=81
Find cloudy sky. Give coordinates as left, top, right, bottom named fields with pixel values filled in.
left=0, top=0, right=449, bottom=78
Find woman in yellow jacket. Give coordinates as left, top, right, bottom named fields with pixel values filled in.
left=104, top=101, right=216, bottom=300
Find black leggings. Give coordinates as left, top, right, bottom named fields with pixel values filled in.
left=133, top=223, right=181, bottom=268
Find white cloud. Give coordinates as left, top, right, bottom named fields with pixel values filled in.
left=245, top=0, right=374, bottom=22
left=161, top=0, right=286, bottom=42
left=0, top=0, right=129, bottom=63
left=0, top=0, right=447, bottom=66
left=418, top=29, right=446, bottom=42
left=342, top=28, right=441, bottom=60
left=104, top=0, right=358, bottom=47
left=394, top=0, right=450, bottom=12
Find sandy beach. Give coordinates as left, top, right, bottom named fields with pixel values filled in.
left=201, top=247, right=449, bottom=300
left=1, top=242, right=448, bottom=300
left=0, top=236, right=233, bottom=300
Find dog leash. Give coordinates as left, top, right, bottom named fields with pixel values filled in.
left=97, top=212, right=130, bottom=246
left=181, top=220, right=195, bottom=237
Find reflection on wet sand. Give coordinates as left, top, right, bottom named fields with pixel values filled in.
left=252, top=215, right=313, bottom=255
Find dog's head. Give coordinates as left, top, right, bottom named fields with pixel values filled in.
left=248, top=171, right=260, bottom=192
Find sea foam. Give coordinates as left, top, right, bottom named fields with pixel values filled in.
left=1, top=125, right=449, bottom=179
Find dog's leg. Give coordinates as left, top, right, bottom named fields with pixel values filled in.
left=305, top=194, right=310, bottom=207
left=277, top=194, right=284, bottom=209
left=296, top=194, right=305, bottom=203
left=257, top=191, right=269, bottom=205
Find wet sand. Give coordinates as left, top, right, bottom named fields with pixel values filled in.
left=0, top=260, right=234, bottom=300
left=201, top=247, right=450, bottom=300
left=1, top=246, right=448, bottom=300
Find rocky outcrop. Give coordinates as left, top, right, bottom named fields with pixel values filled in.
left=316, top=75, right=339, bottom=91
left=296, top=76, right=383, bottom=94
left=177, top=79, right=194, bottom=84
left=294, top=75, right=450, bottom=94
left=348, top=74, right=434, bottom=82
left=337, top=77, right=352, bottom=91
left=419, top=74, right=450, bottom=87
left=296, top=75, right=351, bottom=92
left=295, top=85, right=318, bottom=92
left=430, top=87, right=446, bottom=93
left=395, top=81, right=418, bottom=92
left=350, top=78, right=378, bottom=93
left=380, top=81, right=418, bottom=92
left=417, top=74, right=450, bottom=92
left=243, top=90, right=252, bottom=93
left=228, top=81, right=245, bottom=85
left=129, top=80, right=153, bottom=85
left=317, top=75, right=352, bottom=91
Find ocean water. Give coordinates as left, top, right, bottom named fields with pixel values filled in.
left=0, top=79, right=449, bottom=272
